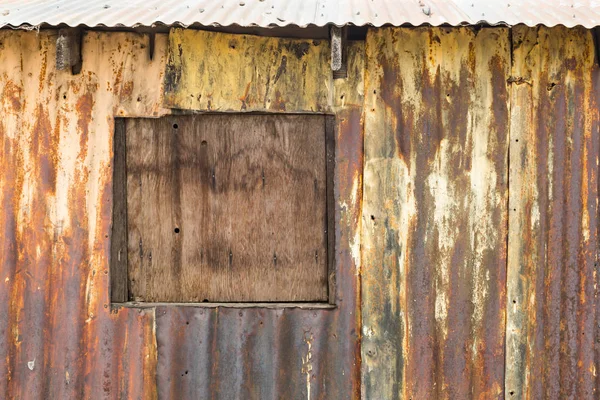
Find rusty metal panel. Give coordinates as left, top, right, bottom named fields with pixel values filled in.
left=0, top=0, right=599, bottom=30
left=506, top=25, right=600, bottom=399
left=362, top=27, right=509, bottom=399
left=163, top=28, right=331, bottom=113
left=0, top=30, right=168, bottom=399
left=154, top=41, right=364, bottom=400
left=0, top=28, right=362, bottom=399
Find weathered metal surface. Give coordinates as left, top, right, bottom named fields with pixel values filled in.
left=155, top=34, right=364, bottom=400
left=3, top=22, right=598, bottom=400
left=0, top=0, right=599, bottom=30
left=163, top=28, right=331, bottom=113
left=0, top=28, right=362, bottom=399
left=0, top=30, right=168, bottom=399
left=362, top=27, right=509, bottom=399
left=506, top=25, right=600, bottom=400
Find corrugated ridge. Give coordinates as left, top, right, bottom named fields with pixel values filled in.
left=0, top=0, right=599, bottom=30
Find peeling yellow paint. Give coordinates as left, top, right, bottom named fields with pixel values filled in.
left=362, top=27, right=509, bottom=399
left=164, top=28, right=331, bottom=113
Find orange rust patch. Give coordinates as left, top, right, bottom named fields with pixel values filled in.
left=37, top=48, right=48, bottom=93
left=76, top=90, right=94, bottom=160
left=114, top=62, right=124, bottom=91
left=121, top=81, right=134, bottom=99
left=3, top=80, right=22, bottom=112
left=271, top=90, right=286, bottom=111
left=31, top=104, right=58, bottom=195
left=239, top=81, right=252, bottom=110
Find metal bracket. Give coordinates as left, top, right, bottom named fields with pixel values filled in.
left=56, top=28, right=82, bottom=74
left=330, top=26, right=347, bottom=79
left=148, top=32, right=156, bottom=61
left=593, top=27, right=600, bottom=67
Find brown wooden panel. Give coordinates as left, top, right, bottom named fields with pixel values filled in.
left=126, top=114, right=328, bottom=302
left=110, top=118, right=128, bottom=302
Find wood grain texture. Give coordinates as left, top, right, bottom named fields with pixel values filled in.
left=325, top=116, right=337, bottom=304
left=361, top=27, right=509, bottom=399
left=505, top=25, right=600, bottom=400
left=110, top=118, right=128, bottom=302
left=126, top=114, right=329, bottom=302
left=163, top=28, right=331, bottom=113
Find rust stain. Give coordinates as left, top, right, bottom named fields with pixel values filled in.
left=37, top=48, right=47, bottom=93
left=239, top=81, right=251, bottom=111
left=75, top=89, right=94, bottom=159
left=1, top=28, right=359, bottom=400
left=0, top=30, right=163, bottom=400
left=271, top=90, right=286, bottom=111
left=163, top=29, right=330, bottom=113
left=121, top=80, right=134, bottom=99
left=362, top=26, right=509, bottom=400
left=32, top=104, right=59, bottom=195
left=3, top=80, right=22, bottom=112
left=506, top=25, right=599, bottom=400
left=2, top=23, right=596, bottom=400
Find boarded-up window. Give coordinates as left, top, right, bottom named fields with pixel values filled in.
left=111, top=114, right=334, bottom=303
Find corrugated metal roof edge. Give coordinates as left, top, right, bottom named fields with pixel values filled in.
left=3, top=21, right=599, bottom=31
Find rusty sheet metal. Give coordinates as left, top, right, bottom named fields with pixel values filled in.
left=0, top=30, right=169, bottom=399
left=0, top=0, right=599, bottom=30
left=163, top=28, right=331, bottom=113
left=506, top=25, right=600, bottom=399
left=155, top=36, right=364, bottom=400
left=361, top=27, right=509, bottom=399
left=0, top=28, right=363, bottom=399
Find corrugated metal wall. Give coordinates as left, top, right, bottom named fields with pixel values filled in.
left=0, top=29, right=363, bottom=399
left=0, top=30, right=165, bottom=399
left=361, top=25, right=600, bottom=400
left=157, top=28, right=364, bottom=400
left=505, top=25, right=600, bottom=399
left=362, top=26, right=510, bottom=399
left=0, top=25, right=598, bottom=399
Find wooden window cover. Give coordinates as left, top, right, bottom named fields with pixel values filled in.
left=111, top=114, right=335, bottom=303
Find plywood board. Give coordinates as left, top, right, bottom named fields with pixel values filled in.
left=126, top=114, right=329, bottom=302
